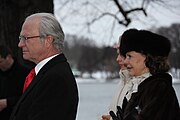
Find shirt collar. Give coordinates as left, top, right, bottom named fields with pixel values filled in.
left=35, top=54, right=59, bottom=74
left=131, top=72, right=151, bottom=92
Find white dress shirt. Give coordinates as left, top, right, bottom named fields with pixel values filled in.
left=34, top=54, right=59, bottom=75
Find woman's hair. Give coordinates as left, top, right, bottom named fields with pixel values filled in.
left=145, top=53, right=170, bottom=75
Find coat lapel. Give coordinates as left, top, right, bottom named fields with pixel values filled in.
left=10, top=54, right=67, bottom=118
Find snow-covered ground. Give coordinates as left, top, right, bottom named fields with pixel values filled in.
left=75, top=69, right=180, bottom=83
left=76, top=79, right=180, bottom=120
left=173, top=78, right=180, bottom=83
left=75, top=76, right=180, bottom=84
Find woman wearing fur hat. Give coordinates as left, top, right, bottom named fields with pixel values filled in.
left=110, top=29, right=180, bottom=120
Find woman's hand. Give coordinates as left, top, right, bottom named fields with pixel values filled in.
left=101, top=114, right=111, bottom=120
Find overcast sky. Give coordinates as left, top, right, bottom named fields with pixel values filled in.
left=54, top=0, right=180, bottom=46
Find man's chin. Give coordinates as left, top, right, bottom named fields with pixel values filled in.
left=23, top=55, right=30, bottom=60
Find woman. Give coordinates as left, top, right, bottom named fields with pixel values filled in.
left=102, top=42, right=131, bottom=120
left=110, top=29, right=180, bottom=120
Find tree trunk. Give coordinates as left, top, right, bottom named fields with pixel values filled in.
left=0, top=0, right=53, bottom=66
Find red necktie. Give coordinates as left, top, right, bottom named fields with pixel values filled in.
left=23, top=68, right=35, bottom=92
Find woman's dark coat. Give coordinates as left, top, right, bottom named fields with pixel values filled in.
left=123, top=73, right=180, bottom=120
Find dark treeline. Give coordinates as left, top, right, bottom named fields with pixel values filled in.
left=156, top=23, right=180, bottom=79
left=156, top=23, right=180, bottom=69
left=64, top=23, right=180, bottom=79
left=1, top=0, right=179, bottom=79
left=63, top=35, right=119, bottom=79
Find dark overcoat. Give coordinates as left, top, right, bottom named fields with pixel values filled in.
left=123, top=73, right=180, bottom=120
left=0, top=59, right=30, bottom=120
left=9, top=54, right=79, bottom=120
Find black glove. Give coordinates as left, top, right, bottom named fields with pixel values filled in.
left=109, top=106, right=123, bottom=120
left=124, top=106, right=139, bottom=120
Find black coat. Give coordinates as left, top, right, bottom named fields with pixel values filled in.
left=123, top=73, right=180, bottom=120
left=9, top=54, right=79, bottom=120
left=0, top=59, right=30, bottom=120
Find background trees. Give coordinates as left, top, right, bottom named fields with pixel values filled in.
left=155, top=23, right=180, bottom=78
left=156, top=23, right=180, bottom=69
left=0, top=0, right=180, bottom=79
left=64, top=23, right=180, bottom=79
left=64, top=35, right=119, bottom=79
left=54, top=0, right=180, bottom=46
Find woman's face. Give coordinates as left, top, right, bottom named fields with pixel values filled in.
left=124, top=51, right=149, bottom=76
left=116, top=49, right=126, bottom=70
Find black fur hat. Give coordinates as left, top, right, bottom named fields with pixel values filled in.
left=119, top=29, right=171, bottom=57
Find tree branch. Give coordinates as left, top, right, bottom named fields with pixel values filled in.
left=87, top=12, right=129, bottom=27
left=113, top=0, right=147, bottom=26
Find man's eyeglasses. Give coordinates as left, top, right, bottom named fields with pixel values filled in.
left=19, top=35, right=41, bottom=41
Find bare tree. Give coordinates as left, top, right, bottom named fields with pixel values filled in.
left=55, top=0, right=180, bottom=46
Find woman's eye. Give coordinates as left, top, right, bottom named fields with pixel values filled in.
left=126, top=55, right=131, bottom=60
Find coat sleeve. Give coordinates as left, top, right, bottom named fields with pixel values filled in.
left=137, top=79, right=180, bottom=120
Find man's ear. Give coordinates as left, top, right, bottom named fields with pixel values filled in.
left=45, top=35, right=54, bottom=47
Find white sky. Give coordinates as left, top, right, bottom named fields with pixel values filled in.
left=54, top=0, right=180, bottom=47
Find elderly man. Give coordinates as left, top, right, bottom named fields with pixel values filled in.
left=9, top=13, right=79, bottom=120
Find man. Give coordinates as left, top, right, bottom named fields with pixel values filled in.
left=0, top=45, right=30, bottom=120
left=9, top=13, right=79, bottom=120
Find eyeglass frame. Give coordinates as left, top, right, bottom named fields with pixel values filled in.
left=19, top=35, right=42, bottom=41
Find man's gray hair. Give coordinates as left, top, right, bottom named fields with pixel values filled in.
left=30, top=13, right=65, bottom=52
